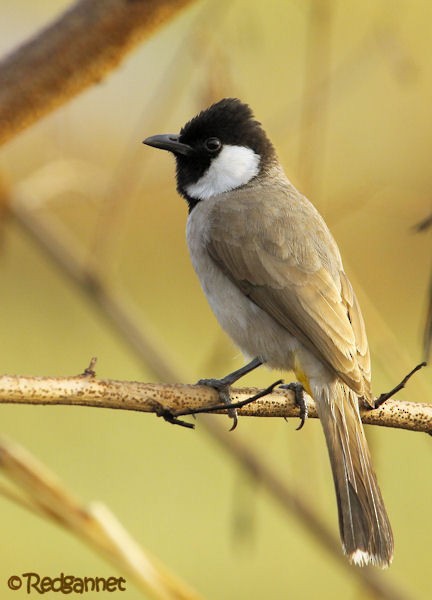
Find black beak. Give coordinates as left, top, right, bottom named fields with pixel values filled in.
left=143, top=134, right=194, bottom=156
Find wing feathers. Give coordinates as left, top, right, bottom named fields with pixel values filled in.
left=206, top=186, right=371, bottom=398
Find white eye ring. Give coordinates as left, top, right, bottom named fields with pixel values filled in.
left=204, top=137, right=222, bottom=152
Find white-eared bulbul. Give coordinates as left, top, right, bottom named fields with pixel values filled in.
left=143, top=98, right=393, bottom=567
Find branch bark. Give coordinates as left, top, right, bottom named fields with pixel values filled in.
left=0, top=373, right=430, bottom=433
left=0, top=0, right=196, bottom=146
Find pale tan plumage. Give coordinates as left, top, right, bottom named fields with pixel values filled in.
left=202, top=168, right=393, bottom=566
left=145, top=97, right=394, bottom=567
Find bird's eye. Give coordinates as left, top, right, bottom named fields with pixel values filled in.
left=204, top=137, right=222, bottom=152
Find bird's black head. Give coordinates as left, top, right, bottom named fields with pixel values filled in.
left=143, top=98, right=276, bottom=210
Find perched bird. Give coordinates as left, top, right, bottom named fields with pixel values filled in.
left=143, top=98, right=393, bottom=567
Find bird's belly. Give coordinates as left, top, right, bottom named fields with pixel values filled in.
left=186, top=202, right=334, bottom=384
left=187, top=240, right=298, bottom=370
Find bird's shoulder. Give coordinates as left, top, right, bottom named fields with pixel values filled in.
left=208, top=170, right=342, bottom=278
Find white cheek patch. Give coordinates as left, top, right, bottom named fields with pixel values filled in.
left=185, top=145, right=260, bottom=200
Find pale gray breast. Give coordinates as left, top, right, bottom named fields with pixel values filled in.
left=186, top=196, right=252, bottom=334
left=185, top=195, right=302, bottom=369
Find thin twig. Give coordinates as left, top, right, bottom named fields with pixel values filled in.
left=375, top=362, right=427, bottom=407
left=413, top=213, right=432, bottom=233
left=413, top=212, right=432, bottom=360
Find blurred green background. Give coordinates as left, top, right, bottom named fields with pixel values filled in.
left=0, top=1, right=431, bottom=598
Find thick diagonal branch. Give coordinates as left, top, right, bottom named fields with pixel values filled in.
left=0, top=0, right=196, bottom=146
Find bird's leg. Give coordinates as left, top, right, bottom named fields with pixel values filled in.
left=279, top=382, right=308, bottom=430
left=198, top=356, right=264, bottom=388
left=197, top=357, right=264, bottom=430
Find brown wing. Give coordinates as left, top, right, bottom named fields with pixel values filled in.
left=206, top=183, right=372, bottom=400
left=339, top=271, right=372, bottom=401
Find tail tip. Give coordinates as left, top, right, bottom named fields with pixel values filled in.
left=348, top=549, right=393, bottom=569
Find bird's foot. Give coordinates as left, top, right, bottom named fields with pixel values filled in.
left=196, top=377, right=283, bottom=431
left=279, top=382, right=308, bottom=430
left=196, top=358, right=264, bottom=431
left=197, top=377, right=238, bottom=430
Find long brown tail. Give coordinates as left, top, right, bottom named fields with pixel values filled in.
left=313, top=380, right=394, bottom=567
